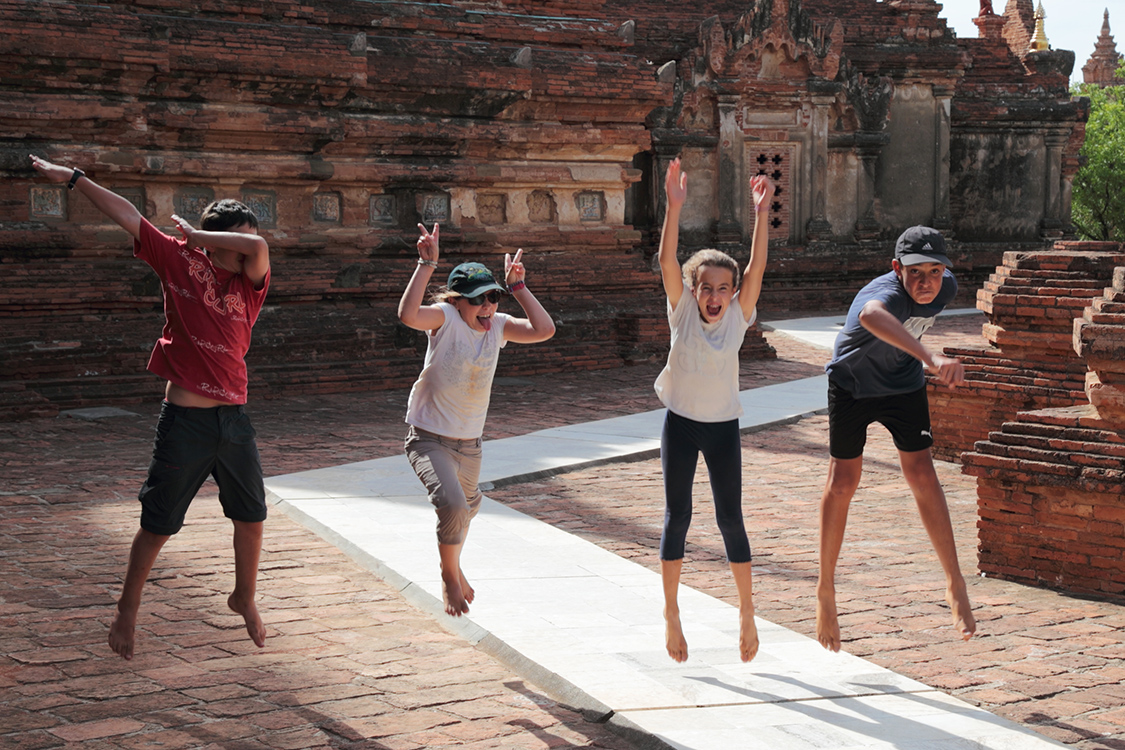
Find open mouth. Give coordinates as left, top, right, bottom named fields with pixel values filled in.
left=706, top=304, right=723, bottom=318
left=477, top=314, right=492, bottom=331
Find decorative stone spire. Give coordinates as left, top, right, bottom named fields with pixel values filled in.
left=1082, top=9, right=1125, bottom=86
left=1029, top=1, right=1050, bottom=51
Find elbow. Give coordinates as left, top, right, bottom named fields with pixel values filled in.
left=857, top=302, right=881, bottom=329
left=534, top=318, right=556, bottom=342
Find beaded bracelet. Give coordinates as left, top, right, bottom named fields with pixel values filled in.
left=417, top=258, right=438, bottom=268
left=508, top=280, right=526, bottom=293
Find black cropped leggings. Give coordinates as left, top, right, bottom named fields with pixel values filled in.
left=659, top=410, right=752, bottom=563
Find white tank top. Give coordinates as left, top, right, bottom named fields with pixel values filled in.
left=654, top=293, right=754, bottom=422
left=405, top=302, right=511, bottom=439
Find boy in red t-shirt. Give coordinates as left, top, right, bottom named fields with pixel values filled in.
left=31, top=155, right=271, bottom=660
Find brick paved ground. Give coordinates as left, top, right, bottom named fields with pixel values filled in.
left=3, top=312, right=1124, bottom=749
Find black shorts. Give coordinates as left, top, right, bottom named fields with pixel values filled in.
left=827, top=380, right=933, bottom=460
left=138, top=401, right=267, bottom=535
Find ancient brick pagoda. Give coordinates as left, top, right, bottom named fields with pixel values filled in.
left=0, top=0, right=1086, bottom=416
left=1082, top=9, right=1124, bottom=86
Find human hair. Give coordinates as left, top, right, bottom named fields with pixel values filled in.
left=200, top=199, right=259, bottom=232
left=431, top=287, right=460, bottom=304
left=682, top=248, right=739, bottom=291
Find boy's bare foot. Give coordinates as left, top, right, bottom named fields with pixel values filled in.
left=739, top=607, right=759, bottom=662
left=946, top=583, right=976, bottom=641
left=108, top=607, right=137, bottom=660
left=816, top=588, right=841, bottom=652
left=665, top=608, right=688, bottom=662
left=442, top=570, right=469, bottom=617
left=460, top=571, right=475, bottom=605
left=228, top=593, right=266, bottom=647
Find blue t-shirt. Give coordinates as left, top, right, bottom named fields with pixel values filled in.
left=825, top=270, right=957, bottom=398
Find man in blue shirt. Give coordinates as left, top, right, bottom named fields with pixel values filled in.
left=817, top=226, right=976, bottom=652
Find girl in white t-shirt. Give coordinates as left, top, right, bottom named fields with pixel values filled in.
left=655, top=157, right=774, bottom=663
left=399, top=223, right=555, bottom=617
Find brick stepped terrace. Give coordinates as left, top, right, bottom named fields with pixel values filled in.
left=962, top=247, right=1125, bottom=599
left=927, top=243, right=1125, bottom=460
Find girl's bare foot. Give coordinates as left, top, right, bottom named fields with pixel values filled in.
left=108, top=606, right=138, bottom=660
left=460, top=571, right=475, bottom=605
left=442, top=570, right=469, bottom=616
left=228, top=593, right=266, bottom=647
left=665, top=608, right=688, bottom=662
left=816, top=587, right=841, bottom=652
left=739, top=607, right=759, bottom=662
left=946, top=583, right=976, bottom=641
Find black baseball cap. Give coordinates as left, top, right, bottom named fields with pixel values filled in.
left=894, top=226, right=952, bottom=267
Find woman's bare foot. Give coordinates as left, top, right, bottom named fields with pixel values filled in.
left=665, top=608, right=688, bottom=662
left=946, top=582, right=976, bottom=641
left=228, top=593, right=266, bottom=647
left=816, top=587, right=841, bottom=652
left=442, top=570, right=469, bottom=616
left=739, top=607, right=759, bottom=662
left=460, top=571, right=475, bottom=605
left=108, top=606, right=138, bottom=660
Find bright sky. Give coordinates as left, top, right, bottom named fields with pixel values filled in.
left=937, top=0, right=1116, bottom=84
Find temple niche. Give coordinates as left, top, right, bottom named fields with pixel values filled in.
left=0, top=0, right=1087, bottom=416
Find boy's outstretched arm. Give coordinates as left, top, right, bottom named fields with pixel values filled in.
left=738, top=175, right=775, bottom=321
left=398, top=223, right=445, bottom=332
left=658, top=158, right=687, bottom=310
left=170, top=214, right=269, bottom=289
left=30, top=155, right=142, bottom=240
left=502, top=249, right=555, bottom=344
left=858, top=301, right=965, bottom=385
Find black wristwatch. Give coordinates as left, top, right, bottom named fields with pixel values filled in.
left=67, top=168, right=84, bottom=190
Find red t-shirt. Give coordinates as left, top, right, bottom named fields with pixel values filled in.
left=134, top=218, right=270, bottom=404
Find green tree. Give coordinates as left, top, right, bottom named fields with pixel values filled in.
left=1072, top=77, right=1125, bottom=242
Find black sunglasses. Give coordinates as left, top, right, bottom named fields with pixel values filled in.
left=463, top=290, right=504, bottom=306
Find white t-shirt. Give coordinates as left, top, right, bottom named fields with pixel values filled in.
left=405, top=301, right=511, bottom=439
left=654, top=293, right=754, bottom=422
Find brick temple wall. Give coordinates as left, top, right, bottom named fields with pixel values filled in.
left=0, top=0, right=1084, bottom=418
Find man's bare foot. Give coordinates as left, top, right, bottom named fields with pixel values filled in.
left=108, top=606, right=137, bottom=660
left=228, top=593, right=266, bottom=647
left=739, top=607, right=759, bottom=662
left=442, top=570, right=469, bottom=617
left=816, top=587, right=841, bottom=652
left=946, top=583, right=976, bottom=641
left=665, top=608, right=688, bottom=662
left=460, top=571, right=475, bottom=605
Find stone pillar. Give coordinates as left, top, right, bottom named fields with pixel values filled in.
left=972, top=12, right=1007, bottom=41
left=715, top=93, right=743, bottom=244
left=806, top=95, right=833, bottom=240
left=854, top=134, right=886, bottom=241
left=1041, top=128, right=1067, bottom=238
left=932, top=88, right=952, bottom=232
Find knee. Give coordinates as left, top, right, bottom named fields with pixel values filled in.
left=436, top=502, right=471, bottom=545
